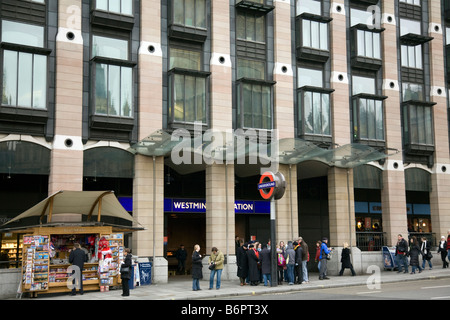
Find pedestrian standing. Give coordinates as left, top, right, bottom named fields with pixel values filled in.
left=175, top=244, right=187, bottom=275
left=192, top=244, right=203, bottom=291
left=409, top=236, right=423, bottom=274
left=299, top=237, right=309, bottom=283
left=247, top=244, right=260, bottom=286
left=285, top=241, right=296, bottom=285
left=438, top=236, right=449, bottom=268
left=339, top=242, right=356, bottom=276
left=276, top=243, right=286, bottom=285
left=209, top=247, right=224, bottom=290
left=69, top=243, right=87, bottom=296
left=447, top=230, right=450, bottom=264
left=315, top=241, right=322, bottom=272
left=260, top=244, right=272, bottom=286
left=236, top=242, right=249, bottom=286
left=120, top=248, right=132, bottom=296
left=395, top=234, right=409, bottom=273
left=293, top=241, right=303, bottom=284
left=420, top=237, right=432, bottom=270
left=319, top=237, right=331, bottom=280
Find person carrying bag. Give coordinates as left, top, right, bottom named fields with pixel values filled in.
left=120, top=248, right=132, bottom=296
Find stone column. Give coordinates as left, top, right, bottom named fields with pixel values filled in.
left=205, top=1, right=236, bottom=279
left=328, top=167, right=355, bottom=247
left=48, top=0, right=84, bottom=222
left=380, top=1, right=408, bottom=246
left=428, top=2, right=450, bottom=238
left=132, top=0, right=167, bottom=283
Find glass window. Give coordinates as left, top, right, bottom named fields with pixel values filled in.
left=356, top=30, right=381, bottom=59
left=353, top=98, right=384, bottom=141
left=237, top=59, right=265, bottom=80
left=296, top=0, right=321, bottom=15
left=238, top=82, right=272, bottom=130
left=1, top=20, right=44, bottom=48
left=2, top=50, right=47, bottom=109
left=298, top=67, right=323, bottom=87
left=405, top=105, right=433, bottom=145
left=298, top=90, right=330, bottom=136
left=401, top=45, right=422, bottom=69
left=399, top=0, right=420, bottom=6
left=350, top=8, right=380, bottom=28
left=352, top=75, right=376, bottom=95
left=95, top=64, right=133, bottom=117
left=169, top=48, right=202, bottom=71
left=173, top=0, right=206, bottom=28
left=402, top=82, right=424, bottom=101
left=92, top=35, right=128, bottom=60
left=170, top=73, right=206, bottom=124
left=96, top=0, right=133, bottom=15
left=400, top=18, right=421, bottom=36
left=236, top=12, right=265, bottom=43
left=302, top=19, right=328, bottom=51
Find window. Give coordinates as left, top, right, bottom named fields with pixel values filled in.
left=168, top=46, right=208, bottom=126
left=400, top=18, right=421, bottom=36
left=1, top=20, right=47, bottom=109
left=350, top=8, right=379, bottom=28
left=298, top=67, right=323, bottom=87
left=1, top=20, right=44, bottom=48
left=237, top=59, right=265, bottom=80
left=296, top=0, right=321, bottom=15
left=173, top=0, right=206, bottom=28
left=92, top=35, right=133, bottom=118
left=402, top=82, right=424, bottom=101
left=356, top=29, right=381, bottom=59
left=237, top=12, right=265, bottom=43
left=353, top=97, right=384, bottom=142
left=302, top=19, right=328, bottom=51
left=399, top=0, right=420, bottom=6
left=237, top=80, right=272, bottom=130
left=403, top=104, right=433, bottom=146
left=96, top=0, right=133, bottom=16
left=401, top=45, right=422, bottom=69
left=352, top=75, right=376, bottom=95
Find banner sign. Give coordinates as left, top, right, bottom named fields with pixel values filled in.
left=164, top=198, right=270, bottom=214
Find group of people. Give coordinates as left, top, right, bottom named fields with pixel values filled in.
left=236, top=237, right=313, bottom=286
left=395, top=232, right=450, bottom=274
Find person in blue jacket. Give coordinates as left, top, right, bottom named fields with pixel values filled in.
left=319, top=237, right=332, bottom=280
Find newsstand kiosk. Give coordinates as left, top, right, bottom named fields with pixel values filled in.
left=0, top=191, right=144, bottom=297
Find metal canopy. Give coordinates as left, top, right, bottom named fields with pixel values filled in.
left=129, top=129, right=396, bottom=169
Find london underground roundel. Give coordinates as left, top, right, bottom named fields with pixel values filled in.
left=258, top=172, right=276, bottom=200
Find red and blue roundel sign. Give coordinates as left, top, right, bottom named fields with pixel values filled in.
left=258, top=172, right=277, bottom=200
left=258, top=171, right=286, bottom=200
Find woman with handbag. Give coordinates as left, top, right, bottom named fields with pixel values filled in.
left=120, top=248, right=132, bottom=296
left=420, top=237, right=433, bottom=270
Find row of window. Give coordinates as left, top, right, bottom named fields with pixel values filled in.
left=0, top=0, right=443, bottom=163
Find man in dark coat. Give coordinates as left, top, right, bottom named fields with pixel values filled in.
left=69, top=243, right=87, bottom=295
left=175, top=244, right=187, bottom=275
left=293, top=241, right=303, bottom=284
left=236, top=242, right=248, bottom=286
left=259, top=244, right=271, bottom=286
left=395, top=234, right=409, bottom=273
left=246, top=244, right=260, bottom=285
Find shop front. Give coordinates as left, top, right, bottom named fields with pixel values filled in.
left=0, top=190, right=143, bottom=297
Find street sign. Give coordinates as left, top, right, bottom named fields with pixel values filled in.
left=258, top=171, right=286, bottom=200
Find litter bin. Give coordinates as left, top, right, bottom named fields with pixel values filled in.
left=382, top=246, right=397, bottom=271
left=139, top=262, right=152, bottom=285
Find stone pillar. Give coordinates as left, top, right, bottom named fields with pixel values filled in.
left=428, top=1, right=450, bottom=238
left=205, top=163, right=235, bottom=280
left=276, top=164, right=298, bottom=242
left=48, top=0, right=84, bottom=222
left=132, top=0, right=167, bottom=282
left=328, top=167, right=355, bottom=247
left=380, top=0, right=408, bottom=246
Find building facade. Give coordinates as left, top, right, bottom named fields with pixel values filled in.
left=1, top=0, right=450, bottom=282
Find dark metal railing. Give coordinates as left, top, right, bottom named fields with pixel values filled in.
left=356, top=232, right=385, bottom=251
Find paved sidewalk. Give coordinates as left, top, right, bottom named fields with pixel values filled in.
left=16, top=268, right=450, bottom=300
